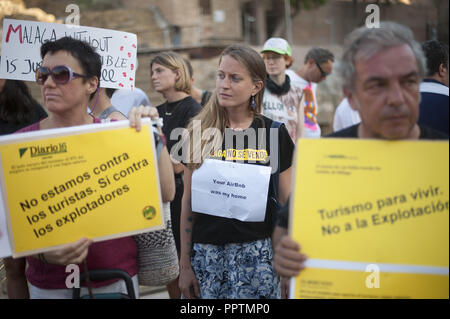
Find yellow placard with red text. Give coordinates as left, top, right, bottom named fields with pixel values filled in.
left=0, top=120, right=163, bottom=257
left=290, top=138, right=449, bottom=299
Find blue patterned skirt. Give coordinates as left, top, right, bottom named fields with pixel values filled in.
left=191, top=238, right=281, bottom=299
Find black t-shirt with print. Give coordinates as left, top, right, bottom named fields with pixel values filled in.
left=157, top=96, right=202, bottom=154
left=191, top=114, right=294, bottom=245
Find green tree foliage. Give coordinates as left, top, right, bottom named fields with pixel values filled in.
left=290, top=0, right=328, bottom=13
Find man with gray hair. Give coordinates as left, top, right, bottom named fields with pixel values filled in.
left=286, top=48, right=334, bottom=138
left=328, top=22, right=447, bottom=140
left=273, top=22, right=447, bottom=292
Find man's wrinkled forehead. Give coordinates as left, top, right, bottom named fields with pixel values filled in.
left=354, top=44, right=419, bottom=74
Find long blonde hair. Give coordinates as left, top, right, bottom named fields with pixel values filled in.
left=183, top=44, right=267, bottom=170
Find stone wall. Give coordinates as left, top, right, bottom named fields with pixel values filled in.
left=289, top=0, right=439, bottom=45
left=123, top=0, right=244, bottom=46
left=0, top=0, right=57, bottom=22
left=79, top=7, right=165, bottom=50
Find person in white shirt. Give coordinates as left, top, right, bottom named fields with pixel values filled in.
left=333, top=98, right=361, bottom=132
left=111, top=87, right=151, bottom=117
left=286, top=48, right=334, bottom=138
left=261, top=37, right=305, bottom=141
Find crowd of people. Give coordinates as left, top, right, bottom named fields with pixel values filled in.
left=0, top=20, right=448, bottom=299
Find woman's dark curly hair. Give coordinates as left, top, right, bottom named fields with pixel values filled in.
left=0, top=80, right=42, bottom=124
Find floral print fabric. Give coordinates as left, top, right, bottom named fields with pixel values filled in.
left=191, top=238, right=281, bottom=299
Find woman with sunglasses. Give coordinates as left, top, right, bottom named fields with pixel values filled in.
left=4, top=37, right=175, bottom=299
left=261, top=38, right=305, bottom=142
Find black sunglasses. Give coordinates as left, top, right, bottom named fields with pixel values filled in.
left=36, top=65, right=86, bottom=85
left=314, top=61, right=330, bottom=78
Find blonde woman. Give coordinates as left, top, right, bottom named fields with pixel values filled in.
left=150, top=52, right=201, bottom=298
left=179, top=44, right=294, bottom=299
left=131, top=44, right=294, bottom=299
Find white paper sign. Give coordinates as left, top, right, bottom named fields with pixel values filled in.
left=0, top=19, right=137, bottom=89
left=191, top=159, right=272, bottom=222
left=0, top=192, right=12, bottom=258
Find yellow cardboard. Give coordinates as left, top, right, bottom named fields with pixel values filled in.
left=290, top=138, right=449, bottom=299
left=0, top=120, right=163, bottom=257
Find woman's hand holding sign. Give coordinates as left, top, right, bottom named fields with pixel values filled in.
left=37, top=237, right=93, bottom=265
left=128, top=105, right=160, bottom=132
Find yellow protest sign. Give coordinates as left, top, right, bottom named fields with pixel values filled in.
left=290, top=138, right=449, bottom=299
left=0, top=120, right=163, bottom=257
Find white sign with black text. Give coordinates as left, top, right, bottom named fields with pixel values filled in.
left=191, top=159, right=271, bottom=222
left=0, top=19, right=137, bottom=89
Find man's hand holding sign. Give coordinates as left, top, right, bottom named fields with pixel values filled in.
left=273, top=22, right=449, bottom=299
left=288, top=139, right=448, bottom=299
